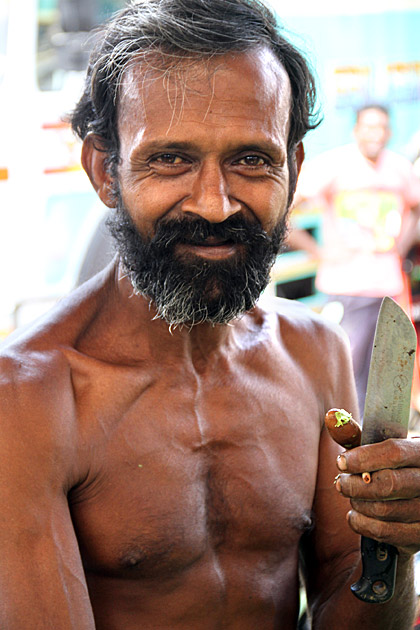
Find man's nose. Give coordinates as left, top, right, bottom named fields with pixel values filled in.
left=181, top=161, right=242, bottom=222
left=369, top=126, right=386, bottom=142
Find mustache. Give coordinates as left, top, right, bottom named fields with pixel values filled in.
left=152, top=214, right=270, bottom=249
left=107, top=201, right=288, bottom=326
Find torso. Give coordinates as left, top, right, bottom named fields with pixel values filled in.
left=2, top=266, right=344, bottom=629
left=310, top=145, right=420, bottom=297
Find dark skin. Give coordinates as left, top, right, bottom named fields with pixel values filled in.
left=0, top=49, right=418, bottom=629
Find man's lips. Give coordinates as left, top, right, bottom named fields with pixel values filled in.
left=175, top=238, right=241, bottom=260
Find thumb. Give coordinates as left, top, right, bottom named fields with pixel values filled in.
left=325, top=408, right=361, bottom=449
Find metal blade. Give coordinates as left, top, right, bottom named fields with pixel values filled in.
left=351, top=296, right=417, bottom=603
left=362, top=296, right=416, bottom=445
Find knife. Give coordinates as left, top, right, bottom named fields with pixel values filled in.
left=350, top=296, right=416, bottom=604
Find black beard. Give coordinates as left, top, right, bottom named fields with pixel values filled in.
left=107, top=202, right=288, bottom=327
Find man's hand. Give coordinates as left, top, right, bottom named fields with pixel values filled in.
left=334, top=438, right=420, bottom=555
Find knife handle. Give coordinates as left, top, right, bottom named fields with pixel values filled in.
left=350, top=536, right=398, bottom=603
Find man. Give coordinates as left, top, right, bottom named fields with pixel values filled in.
left=1, top=2, right=420, bottom=628
left=289, top=104, right=420, bottom=416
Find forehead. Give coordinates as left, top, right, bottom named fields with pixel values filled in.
left=357, top=109, right=389, bottom=127
left=117, top=48, right=292, bottom=149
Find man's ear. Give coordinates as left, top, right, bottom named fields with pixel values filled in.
left=81, top=134, right=116, bottom=208
left=295, top=141, right=305, bottom=177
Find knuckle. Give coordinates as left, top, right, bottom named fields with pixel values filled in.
left=373, top=523, right=395, bottom=544
left=372, top=500, right=393, bottom=519
left=351, top=498, right=394, bottom=520
left=347, top=511, right=388, bottom=541
left=372, top=468, right=400, bottom=498
left=385, top=438, right=406, bottom=467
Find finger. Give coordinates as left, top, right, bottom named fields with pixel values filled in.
left=347, top=510, right=420, bottom=554
left=337, top=438, right=420, bottom=474
left=350, top=497, right=420, bottom=523
left=336, top=467, right=420, bottom=500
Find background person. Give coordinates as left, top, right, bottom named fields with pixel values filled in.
left=289, top=104, right=420, bottom=416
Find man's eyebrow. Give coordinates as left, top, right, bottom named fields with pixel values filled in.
left=133, top=141, right=199, bottom=155
left=133, top=140, right=286, bottom=158
left=232, top=142, right=285, bottom=156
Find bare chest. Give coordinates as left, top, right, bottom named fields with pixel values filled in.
left=69, top=361, right=321, bottom=580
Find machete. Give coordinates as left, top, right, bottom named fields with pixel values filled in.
left=350, top=296, right=417, bottom=604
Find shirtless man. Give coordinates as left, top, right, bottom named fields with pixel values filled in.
left=1, top=1, right=419, bottom=629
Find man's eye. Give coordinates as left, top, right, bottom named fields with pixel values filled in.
left=236, top=155, right=267, bottom=167
left=154, top=154, right=185, bottom=165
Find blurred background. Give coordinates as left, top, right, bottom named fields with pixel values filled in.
left=1, top=0, right=420, bottom=336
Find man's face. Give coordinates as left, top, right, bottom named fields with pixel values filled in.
left=106, top=48, right=301, bottom=326
left=354, top=108, right=391, bottom=163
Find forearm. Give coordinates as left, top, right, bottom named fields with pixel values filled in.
left=311, top=554, right=416, bottom=630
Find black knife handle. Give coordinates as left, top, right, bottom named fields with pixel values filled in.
left=350, top=536, right=398, bottom=603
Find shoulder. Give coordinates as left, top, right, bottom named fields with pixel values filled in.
left=382, top=148, right=420, bottom=180
left=298, top=144, right=354, bottom=196
left=0, top=341, right=71, bottom=397
left=258, top=294, right=344, bottom=335
left=252, top=296, right=358, bottom=418
left=0, top=339, right=75, bottom=437
left=383, top=147, right=414, bottom=168
left=0, top=297, right=82, bottom=408
left=2, top=263, right=113, bottom=352
left=257, top=295, right=353, bottom=379
left=382, top=149, right=420, bottom=201
left=258, top=296, right=350, bottom=367
left=0, top=324, right=82, bottom=485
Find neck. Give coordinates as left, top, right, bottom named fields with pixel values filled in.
left=111, top=261, right=241, bottom=363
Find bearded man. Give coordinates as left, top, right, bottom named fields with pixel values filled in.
left=1, top=1, right=420, bottom=629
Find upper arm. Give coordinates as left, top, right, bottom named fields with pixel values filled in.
left=300, top=325, right=361, bottom=611
left=301, top=428, right=361, bottom=612
left=0, top=354, right=95, bottom=629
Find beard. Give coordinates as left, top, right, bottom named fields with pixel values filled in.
left=107, top=197, right=289, bottom=328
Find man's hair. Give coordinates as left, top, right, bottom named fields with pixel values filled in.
left=70, top=0, right=319, bottom=166
left=356, top=103, right=390, bottom=122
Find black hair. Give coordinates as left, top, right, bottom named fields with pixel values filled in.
left=70, top=0, right=320, bottom=168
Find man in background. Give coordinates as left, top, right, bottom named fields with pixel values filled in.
left=289, top=104, right=420, bottom=415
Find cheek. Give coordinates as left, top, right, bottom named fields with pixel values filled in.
left=235, top=181, right=290, bottom=230
left=120, top=178, right=187, bottom=235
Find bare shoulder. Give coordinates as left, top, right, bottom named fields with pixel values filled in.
left=0, top=271, right=114, bottom=485
left=0, top=339, right=72, bottom=409
left=253, top=295, right=356, bottom=413
left=256, top=294, right=349, bottom=354
left=0, top=337, right=81, bottom=483
left=0, top=277, right=101, bottom=399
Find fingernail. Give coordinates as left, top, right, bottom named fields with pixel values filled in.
left=337, top=455, right=347, bottom=471
left=334, top=475, right=341, bottom=492
left=362, top=472, right=371, bottom=484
